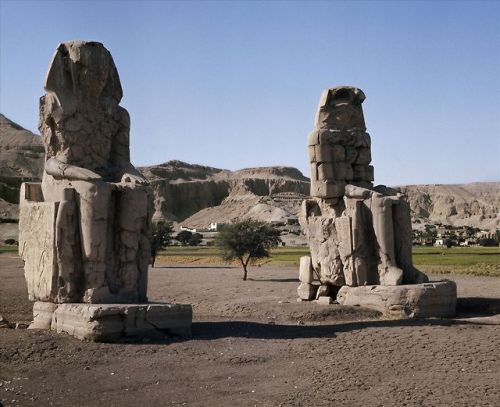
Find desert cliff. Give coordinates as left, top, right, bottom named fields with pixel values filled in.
left=0, top=113, right=498, bottom=235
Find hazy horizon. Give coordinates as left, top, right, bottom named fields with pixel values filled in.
left=1, top=0, right=499, bottom=185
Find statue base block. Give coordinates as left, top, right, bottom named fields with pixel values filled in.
left=336, top=281, right=457, bottom=318
left=29, top=301, right=192, bottom=342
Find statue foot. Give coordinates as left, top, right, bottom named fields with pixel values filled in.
left=405, top=266, right=429, bottom=284
left=381, top=266, right=403, bottom=286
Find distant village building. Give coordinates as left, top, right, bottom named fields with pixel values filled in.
left=208, top=223, right=225, bottom=232
left=477, top=230, right=496, bottom=240
left=434, top=238, right=446, bottom=247
left=180, top=226, right=197, bottom=233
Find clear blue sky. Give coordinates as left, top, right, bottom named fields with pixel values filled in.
left=1, top=0, right=499, bottom=185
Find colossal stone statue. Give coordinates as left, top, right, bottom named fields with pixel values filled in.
left=298, top=87, right=456, bottom=317
left=19, top=41, right=191, bottom=340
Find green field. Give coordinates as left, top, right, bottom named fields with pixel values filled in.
left=0, top=245, right=17, bottom=253
left=156, top=245, right=500, bottom=277
left=412, top=246, right=500, bottom=266
left=411, top=246, right=500, bottom=277
left=2, top=244, right=499, bottom=276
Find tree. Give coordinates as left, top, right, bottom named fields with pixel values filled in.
left=189, top=232, right=203, bottom=246
left=176, top=230, right=193, bottom=246
left=175, top=230, right=203, bottom=246
left=151, top=221, right=174, bottom=268
left=215, top=220, right=282, bottom=280
left=478, top=238, right=498, bottom=247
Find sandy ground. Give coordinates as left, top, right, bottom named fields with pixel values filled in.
left=0, top=252, right=499, bottom=407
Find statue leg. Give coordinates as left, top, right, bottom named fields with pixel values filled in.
left=393, top=198, right=429, bottom=284
left=371, top=194, right=403, bottom=285
left=75, top=181, right=113, bottom=302
left=115, top=185, right=151, bottom=302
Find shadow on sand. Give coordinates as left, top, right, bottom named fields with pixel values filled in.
left=246, top=278, right=299, bottom=283
left=191, top=318, right=457, bottom=341
left=189, top=298, right=500, bottom=341
left=152, top=265, right=237, bottom=269
left=457, top=297, right=500, bottom=315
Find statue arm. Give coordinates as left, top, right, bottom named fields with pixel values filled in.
left=45, top=157, right=102, bottom=181
left=344, top=184, right=374, bottom=199
left=112, top=108, right=148, bottom=185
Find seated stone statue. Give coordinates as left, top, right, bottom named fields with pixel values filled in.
left=300, top=87, right=427, bottom=290
left=20, top=41, right=152, bottom=304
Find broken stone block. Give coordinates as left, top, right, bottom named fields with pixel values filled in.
left=331, top=145, right=345, bottom=161
left=316, top=284, right=331, bottom=299
left=318, top=163, right=334, bottom=180
left=352, top=165, right=366, bottom=181
left=299, top=256, right=314, bottom=283
left=360, top=133, right=371, bottom=148
left=29, top=301, right=58, bottom=330
left=310, top=180, right=346, bottom=198
left=366, top=165, right=374, bottom=181
left=0, top=315, right=12, bottom=329
left=355, top=148, right=371, bottom=165
left=319, top=130, right=345, bottom=145
left=345, top=146, right=358, bottom=163
left=307, top=145, right=316, bottom=162
left=297, top=282, right=317, bottom=301
left=316, top=296, right=333, bottom=305
left=310, top=163, right=318, bottom=181
left=336, top=281, right=457, bottom=318
left=307, top=130, right=320, bottom=146
left=315, top=144, right=332, bottom=163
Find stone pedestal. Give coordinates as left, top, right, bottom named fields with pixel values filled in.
left=30, top=301, right=192, bottom=342
left=336, top=280, right=457, bottom=318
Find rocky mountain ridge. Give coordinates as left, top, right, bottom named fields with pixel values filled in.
left=397, top=182, right=500, bottom=231
left=0, top=113, right=498, bottom=236
left=138, top=160, right=310, bottom=222
left=0, top=114, right=44, bottom=221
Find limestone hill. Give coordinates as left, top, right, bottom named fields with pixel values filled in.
left=139, top=161, right=499, bottom=231
left=0, top=113, right=498, bottom=237
left=0, top=114, right=44, bottom=221
left=397, top=182, right=500, bottom=231
left=138, top=160, right=310, bottom=225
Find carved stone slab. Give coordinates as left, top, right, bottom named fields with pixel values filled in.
left=19, top=183, right=58, bottom=301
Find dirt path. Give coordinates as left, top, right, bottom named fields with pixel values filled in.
left=1, top=253, right=499, bottom=406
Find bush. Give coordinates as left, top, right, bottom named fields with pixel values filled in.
left=176, top=230, right=203, bottom=246
left=151, top=221, right=174, bottom=267
left=478, top=238, right=498, bottom=247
